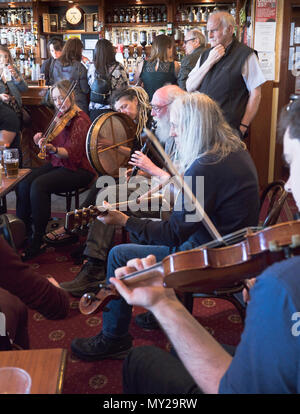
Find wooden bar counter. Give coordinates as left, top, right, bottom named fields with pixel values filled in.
left=21, top=86, right=54, bottom=168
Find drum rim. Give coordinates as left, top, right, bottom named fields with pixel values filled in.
left=86, top=111, right=136, bottom=177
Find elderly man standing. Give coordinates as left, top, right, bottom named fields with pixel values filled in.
left=177, top=29, right=206, bottom=91
left=186, top=11, right=265, bottom=138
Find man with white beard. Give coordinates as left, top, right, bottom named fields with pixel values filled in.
left=59, top=85, right=185, bottom=297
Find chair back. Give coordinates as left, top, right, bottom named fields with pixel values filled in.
left=259, top=180, right=288, bottom=228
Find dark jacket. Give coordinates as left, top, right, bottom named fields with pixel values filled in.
left=177, top=46, right=206, bottom=90
left=50, top=59, right=90, bottom=113
left=125, top=148, right=259, bottom=251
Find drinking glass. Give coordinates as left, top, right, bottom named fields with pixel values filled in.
left=38, top=73, right=46, bottom=87
left=3, top=148, right=19, bottom=178
left=0, top=367, right=32, bottom=394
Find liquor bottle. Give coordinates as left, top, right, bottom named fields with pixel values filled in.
left=93, top=15, right=98, bottom=32
left=140, top=30, right=147, bottom=48
left=1, top=11, right=6, bottom=26
left=162, top=7, right=167, bottom=23
left=181, top=7, right=187, bottom=23
left=203, top=8, right=209, bottom=22
left=167, top=23, right=173, bottom=36
left=196, top=7, right=202, bottom=23
left=136, top=8, right=142, bottom=24
left=188, top=7, right=194, bottom=23
left=156, top=8, right=162, bottom=23
left=125, top=9, right=130, bottom=23
left=230, top=3, right=236, bottom=20
left=143, top=8, right=149, bottom=23
left=175, top=6, right=181, bottom=23
left=113, top=9, right=119, bottom=23
left=119, top=9, right=124, bottom=23
left=131, top=8, right=136, bottom=24
left=150, top=8, right=156, bottom=24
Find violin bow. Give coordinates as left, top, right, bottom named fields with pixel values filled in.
left=143, top=127, right=224, bottom=243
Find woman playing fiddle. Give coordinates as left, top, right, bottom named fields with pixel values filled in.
left=16, top=80, right=95, bottom=260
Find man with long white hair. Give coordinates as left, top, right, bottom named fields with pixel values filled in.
left=186, top=11, right=265, bottom=138
left=59, top=85, right=185, bottom=298
left=70, top=92, right=260, bottom=362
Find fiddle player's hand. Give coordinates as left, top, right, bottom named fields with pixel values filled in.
left=110, top=255, right=177, bottom=309
left=96, top=200, right=129, bottom=227
left=33, top=132, right=43, bottom=145
left=242, top=278, right=256, bottom=304
left=47, top=277, right=61, bottom=288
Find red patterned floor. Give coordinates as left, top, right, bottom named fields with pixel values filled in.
left=25, top=241, right=244, bottom=394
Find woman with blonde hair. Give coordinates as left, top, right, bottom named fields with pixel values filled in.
left=134, top=34, right=180, bottom=101
left=16, top=79, right=95, bottom=260
left=50, top=38, right=89, bottom=113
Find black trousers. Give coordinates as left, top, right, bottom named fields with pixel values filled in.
left=123, top=346, right=202, bottom=394
left=123, top=344, right=236, bottom=394
left=16, top=163, right=94, bottom=238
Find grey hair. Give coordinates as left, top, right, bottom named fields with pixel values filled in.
left=187, top=28, right=206, bottom=47
left=170, top=92, right=245, bottom=171
left=209, top=11, right=236, bottom=29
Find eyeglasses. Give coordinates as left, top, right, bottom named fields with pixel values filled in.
left=150, top=103, right=170, bottom=113
left=183, top=38, right=196, bottom=45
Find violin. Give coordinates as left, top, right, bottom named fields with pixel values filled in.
left=79, top=220, right=300, bottom=315
left=38, top=81, right=78, bottom=160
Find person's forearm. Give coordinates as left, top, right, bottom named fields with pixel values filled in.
left=150, top=296, right=232, bottom=393
left=54, top=146, right=68, bottom=159
left=186, top=59, right=213, bottom=92
left=240, top=87, right=261, bottom=130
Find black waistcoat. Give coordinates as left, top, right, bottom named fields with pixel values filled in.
left=198, top=37, right=253, bottom=130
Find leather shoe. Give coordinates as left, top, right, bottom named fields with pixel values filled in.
left=60, top=261, right=106, bottom=297
left=71, top=332, right=132, bottom=361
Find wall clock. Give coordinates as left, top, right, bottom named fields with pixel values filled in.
left=65, top=6, right=83, bottom=26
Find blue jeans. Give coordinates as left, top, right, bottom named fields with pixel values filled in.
left=102, top=243, right=171, bottom=339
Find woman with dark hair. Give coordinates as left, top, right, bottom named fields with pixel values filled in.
left=0, top=45, right=28, bottom=155
left=16, top=79, right=95, bottom=260
left=134, top=34, right=180, bottom=101
left=50, top=38, right=89, bottom=113
left=41, top=37, right=64, bottom=85
left=88, top=39, right=128, bottom=122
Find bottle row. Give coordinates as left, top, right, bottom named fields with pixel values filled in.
left=106, top=6, right=168, bottom=25
left=0, top=8, right=33, bottom=26
left=105, top=26, right=207, bottom=47
left=174, top=3, right=236, bottom=23
left=105, top=3, right=237, bottom=25
left=0, top=27, right=37, bottom=48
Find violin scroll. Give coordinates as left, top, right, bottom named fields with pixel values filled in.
left=79, top=283, right=120, bottom=315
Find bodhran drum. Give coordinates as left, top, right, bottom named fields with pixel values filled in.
left=86, top=112, right=137, bottom=177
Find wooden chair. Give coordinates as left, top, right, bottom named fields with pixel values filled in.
left=181, top=180, right=288, bottom=321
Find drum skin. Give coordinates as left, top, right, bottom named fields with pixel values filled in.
left=86, top=112, right=136, bottom=177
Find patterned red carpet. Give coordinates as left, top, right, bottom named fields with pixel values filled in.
left=25, top=237, right=244, bottom=395
left=12, top=193, right=299, bottom=394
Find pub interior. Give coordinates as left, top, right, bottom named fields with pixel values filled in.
left=0, top=0, right=300, bottom=397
